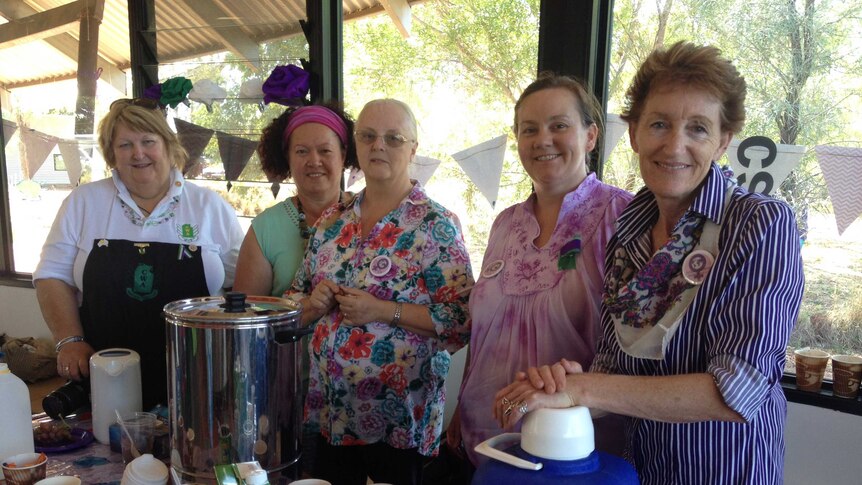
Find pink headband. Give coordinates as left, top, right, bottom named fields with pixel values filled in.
left=283, top=106, right=349, bottom=147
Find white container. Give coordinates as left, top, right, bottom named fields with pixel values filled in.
left=121, top=453, right=168, bottom=485
left=90, top=349, right=143, bottom=444
left=0, top=362, right=35, bottom=480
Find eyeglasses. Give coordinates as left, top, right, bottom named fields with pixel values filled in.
left=355, top=130, right=414, bottom=148
left=110, top=98, right=161, bottom=110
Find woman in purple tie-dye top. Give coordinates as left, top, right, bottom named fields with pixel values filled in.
left=449, top=74, right=632, bottom=467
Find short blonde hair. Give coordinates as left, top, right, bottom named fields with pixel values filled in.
left=98, top=100, right=188, bottom=169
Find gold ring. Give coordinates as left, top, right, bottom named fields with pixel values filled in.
left=501, top=397, right=511, bottom=407
left=503, top=403, right=515, bottom=416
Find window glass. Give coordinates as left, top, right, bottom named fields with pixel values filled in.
left=2, top=81, right=116, bottom=274
left=604, top=0, right=862, bottom=375
left=343, top=0, right=541, bottom=265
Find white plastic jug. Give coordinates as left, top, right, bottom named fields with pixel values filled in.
left=0, top=362, right=35, bottom=480
left=90, top=349, right=142, bottom=444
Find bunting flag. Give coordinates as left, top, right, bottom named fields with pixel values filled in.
left=58, top=141, right=83, bottom=186
left=346, top=166, right=364, bottom=189
left=3, top=119, right=16, bottom=147
left=410, top=156, right=441, bottom=186
left=815, top=145, right=862, bottom=235
left=603, top=113, right=628, bottom=161
left=20, top=128, right=59, bottom=179
left=452, top=134, right=507, bottom=208
left=175, top=119, right=215, bottom=176
left=216, top=132, right=258, bottom=190
left=725, top=136, right=804, bottom=196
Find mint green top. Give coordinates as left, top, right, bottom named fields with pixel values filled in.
left=250, top=199, right=305, bottom=297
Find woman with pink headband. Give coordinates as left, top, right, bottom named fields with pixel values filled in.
left=234, top=103, right=358, bottom=477
left=235, top=103, right=358, bottom=298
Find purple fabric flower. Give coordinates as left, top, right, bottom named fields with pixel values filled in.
left=262, top=65, right=310, bottom=105
left=143, top=84, right=162, bottom=102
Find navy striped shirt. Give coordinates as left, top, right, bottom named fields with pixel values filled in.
left=592, top=163, right=805, bottom=484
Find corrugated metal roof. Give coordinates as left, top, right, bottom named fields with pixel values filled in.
left=0, top=0, right=415, bottom=90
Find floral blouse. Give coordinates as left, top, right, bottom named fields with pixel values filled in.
left=288, top=182, right=473, bottom=456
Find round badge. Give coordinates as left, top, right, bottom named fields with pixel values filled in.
left=370, top=255, right=392, bottom=277
left=682, top=249, right=714, bottom=285
left=482, top=259, right=505, bottom=279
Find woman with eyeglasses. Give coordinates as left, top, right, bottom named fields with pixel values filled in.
left=287, top=99, right=474, bottom=485
left=33, top=98, right=243, bottom=409
left=448, top=74, right=632, bottom=471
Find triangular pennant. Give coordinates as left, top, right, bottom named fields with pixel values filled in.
left=410, top=156, right=441, bottom=186
left=347, top=166, right=364, bottom=189
left=20, top=128, right=59, bottom=179
left=216, top=131, right=258, bottom=183
left=603, top=113, right=628, bottom=161
left=725, top=136, right=805, bottom=196
left=175, top=119, right=215, bottom=174
left=815, top=145, right=862, bottom=235
left=452, top=134, right=507, bottom=208
left=58, top=141, right=83, bottom=186
left=3, top=119, right=16, bottom=147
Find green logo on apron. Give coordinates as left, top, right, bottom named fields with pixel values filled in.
left=177, top=223, right=200, bottom=243
left=126, top=263, right=159, bottom=301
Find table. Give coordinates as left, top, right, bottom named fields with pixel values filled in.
left=29, top=413, right=131, bottom=485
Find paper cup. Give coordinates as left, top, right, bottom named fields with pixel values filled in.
left=795, top=348, right=830, bottom=392
left=1, top=452, right=48, bottom=485
left=831, top=354, right=862, bottom=398
left=35, top=477, right=82, bottom=485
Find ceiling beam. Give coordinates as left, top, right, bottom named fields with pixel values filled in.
left=0, top=1, right=125, bottom=93
left=173, top=0, right=261, bottom=71
left=0, top=0, right=100, bottom=49
left=380, top=0, right=412, bottom=38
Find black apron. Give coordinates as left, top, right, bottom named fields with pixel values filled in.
left=80, top=239, right=209, bottom=409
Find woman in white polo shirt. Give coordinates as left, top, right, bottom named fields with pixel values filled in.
left=33, top=98, right=243, bottom=409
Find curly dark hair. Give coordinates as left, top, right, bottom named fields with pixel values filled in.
left=257, top=102, right=359, bottom=182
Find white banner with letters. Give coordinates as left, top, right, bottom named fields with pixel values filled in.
left=725, top=136, right=805, bottom=196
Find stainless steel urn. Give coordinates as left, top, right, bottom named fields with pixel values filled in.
left=164, top=292, right=305, bottom=483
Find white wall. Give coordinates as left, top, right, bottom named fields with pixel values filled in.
left=785, top=402, right=862, bottom=484
left=2, top=284, right=861, bottom=482
left=0, top=285, right=51, bottom=339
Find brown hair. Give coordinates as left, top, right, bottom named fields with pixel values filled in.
left=98, top=100, right=188, bottom=169
left=257, top=102, right=358, bottom=182
left=620, top=41, right=747, bottom=134
left=513, top=73, right=603, bottom=138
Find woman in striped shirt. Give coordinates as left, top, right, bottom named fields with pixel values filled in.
left=494, top=41, right=804, bottom=484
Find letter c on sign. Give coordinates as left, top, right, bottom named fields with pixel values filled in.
left=736, top=136, right=777, bottom=195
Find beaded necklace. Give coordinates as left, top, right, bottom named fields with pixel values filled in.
left=292, top=196, right=311, bottom=240
left=292, top=192, right=344, bottom=241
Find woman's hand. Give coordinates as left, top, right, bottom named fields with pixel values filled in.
left=57, top=341, right=95, bottom=381
left=335, top=286, right=388, bottom=326
left=445, top=406, right=465, bottom=457
left=524, top=358, right=583, bottom=393
left=493, top=359, right=584, bottom=429
left=303, top=279, right=341, bottom=322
